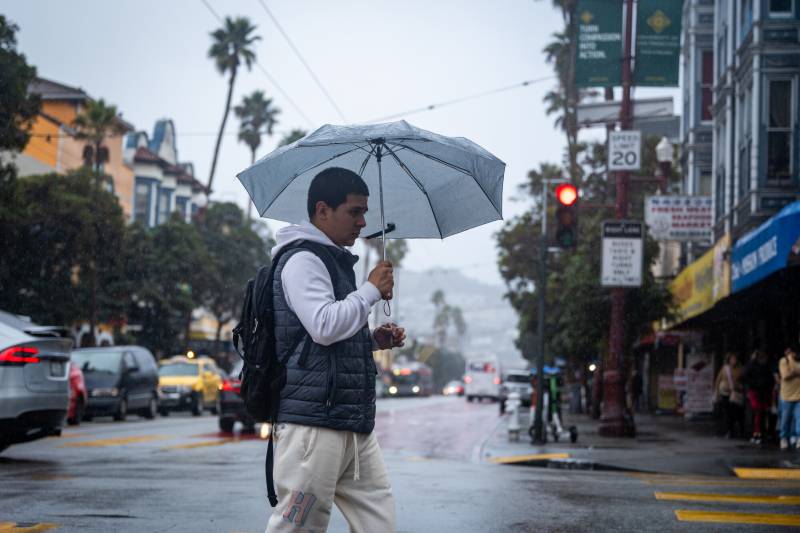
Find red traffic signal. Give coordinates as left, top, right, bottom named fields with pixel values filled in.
left=555, top=184, right=578, bottom=206
left=554, top=184, right=578, bottom=248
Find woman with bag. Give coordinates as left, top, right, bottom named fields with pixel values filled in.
left=714, top=352, right=745, bottom=438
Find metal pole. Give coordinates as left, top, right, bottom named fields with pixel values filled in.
left=533, top=182, right=549, bottom=443
left=599, top=0, right=634, bottom=437
left=376, top=144, right=386, bottom=262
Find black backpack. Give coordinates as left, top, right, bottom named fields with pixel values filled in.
left=231, top=240, right=340, bottom=506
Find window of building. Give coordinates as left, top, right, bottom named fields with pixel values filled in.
left=175, top=197, right=189, bottom=221
left=701, top=50, right=714, bottom=121
left=739, top=0, right=753, bottom=44
left=769, top=0, right=793, bottom=16
left=134, top=182, right=150, bottom=224
left=766, top=79, right=793, bottom=182
left=157, top=189, right=172, bottom=224
left=699, top=170, right=712, bottom=196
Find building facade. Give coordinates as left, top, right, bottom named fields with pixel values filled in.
left=124, top=119, right=206, bottom=228
left=712, top=0, right=800, bottom=241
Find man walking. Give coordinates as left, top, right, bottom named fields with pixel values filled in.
left=266, top=167, right=404, bottom=532
left=779, top=343, right=800, bottom=451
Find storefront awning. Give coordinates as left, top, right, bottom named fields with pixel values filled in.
left=667, top=234, right=731, bottom=326
left=732, top=201, right=800, bottom=293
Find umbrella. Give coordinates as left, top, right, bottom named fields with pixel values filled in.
left=237, top=120, right=505, bottom=261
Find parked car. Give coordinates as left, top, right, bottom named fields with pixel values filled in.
left=66, top=359, right=88, bottom=425
left=0, top=321, right=72, bottom=453
left=442, top=380, right=464, bottom=396
left=464, top=357, right=502, bottom=402
left=158, top=355, right=222, bottom=416
left=72, top=346, right=159, bottom=421
left=217, top=359, right=255, bottom=433
left=499, top=369, right=533, bottom=414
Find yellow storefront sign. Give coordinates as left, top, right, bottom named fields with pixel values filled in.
left=670, top=235, right=730, bottom=324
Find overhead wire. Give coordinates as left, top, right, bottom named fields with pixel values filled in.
left=364, top=76, right=556, bottom=123
left=255, top=0, right=348, bottom=123
left=200, top=0, right=316, bottom=128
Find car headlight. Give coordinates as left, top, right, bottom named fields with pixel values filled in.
left=91, top=387, right=119, bottom=397
left=412, top=386, right=420, bottom=393
left=388, top=386, right=398, bottom=395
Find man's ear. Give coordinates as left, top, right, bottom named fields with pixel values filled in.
left=315, top=200, right=329, bottom=220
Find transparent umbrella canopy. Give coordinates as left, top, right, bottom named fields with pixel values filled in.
left=237, top=120, right=506, bottom=261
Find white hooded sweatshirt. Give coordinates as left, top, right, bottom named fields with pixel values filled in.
left=271, top=221, right=381, bottom=347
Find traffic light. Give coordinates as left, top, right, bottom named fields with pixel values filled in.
left=554, top=184, right=578, bottom=248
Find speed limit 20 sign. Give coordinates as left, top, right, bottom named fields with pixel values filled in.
left=608, top=130, right=641, bottom=171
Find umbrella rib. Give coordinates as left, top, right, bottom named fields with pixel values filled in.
left=383, top=144, right=443, bottom=239
left=394, top=142, right=502, bottom=219
left=258, top=145, right=365, bottom=217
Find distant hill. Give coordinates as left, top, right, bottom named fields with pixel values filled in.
left=383, top=267, right=525, bottom=368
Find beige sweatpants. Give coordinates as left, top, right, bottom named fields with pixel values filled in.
left=265, top=423, right=396, bottom=533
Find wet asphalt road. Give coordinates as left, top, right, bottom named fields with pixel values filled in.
left=1, top=396, right=798, bottom=532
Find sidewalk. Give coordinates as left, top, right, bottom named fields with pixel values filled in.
left=480, top=410, right=800, bottom=477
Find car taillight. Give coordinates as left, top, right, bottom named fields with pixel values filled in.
left=221, top=379, right=241, bottom=393
left=493, top=376, right=501, bottom=385
left=0, top=346, right=40, bottom=365
left=464, top=376, right=473, bottom=384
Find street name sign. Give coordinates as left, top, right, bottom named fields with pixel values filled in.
left=601, top=220, right=643, bottom=287
left=608, top=130, right=641, bottom=171
left=644, top=196, right=713, bottom=243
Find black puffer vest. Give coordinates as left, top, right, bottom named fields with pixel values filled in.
left=273, top=241, right=376, bottom=434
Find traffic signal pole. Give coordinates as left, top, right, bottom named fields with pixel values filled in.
left=599, top=0, right=635, bottom=437
left=532, top=180, right=549, bottom=443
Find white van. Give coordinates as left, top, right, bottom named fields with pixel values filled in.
left=464, top=357, right=501, bottom=402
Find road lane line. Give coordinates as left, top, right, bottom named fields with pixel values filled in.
left=0, top=523, right=60, bottom=532
left=656, top=492, right=800, bottom=505
left=734, top=468, right=800, bottom=480
left=490, top=453, right=570, bottom=464
left=675, top=510, right=800, bottom=527
left=58, top=436, right=165, bottom=448
left=163, top=439, right=242, bottom=450
left=646, top=480, right=800, bottom=488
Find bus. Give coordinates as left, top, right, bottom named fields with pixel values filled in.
left=386, top=362, right=434, bottom=397
left=464, top=356, right=501, bottom=402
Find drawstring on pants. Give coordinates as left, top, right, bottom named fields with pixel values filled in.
left=353, top=432, right=360, bottom=481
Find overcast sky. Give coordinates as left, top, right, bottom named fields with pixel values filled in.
left=6, top=0, right=676, bottom=285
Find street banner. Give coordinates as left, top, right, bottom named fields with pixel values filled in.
left=667, top=234, right=730, bottom=327
left=644, top=196, right=713, bottom=243
left=575, top=0, right=623, bottom=87
left=601, top=220, right=643, bottom=287
left=634, top=0, right=682, bottom=86
left=608, top=130, right=641, bottom=171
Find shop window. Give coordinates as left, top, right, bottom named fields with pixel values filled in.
left=766, top=79, right=793, bottom=183
left=700, top=51, right=714, bottom=122
left=134, top=182, right=150, bottom=224
left=769, top=0, right=793, bottom=17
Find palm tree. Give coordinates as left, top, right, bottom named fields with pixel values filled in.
left=278, top=128, right=308, bottom=147
left=71, top=98, right=127, bottom=347
left=234, top=90, right=280, bottom=219
left=206, top=16, right=260, bottom=197
left=72, top=99, right=127, bottom=189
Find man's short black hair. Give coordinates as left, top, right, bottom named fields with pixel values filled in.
left=307, top=167, right=369, bottom=219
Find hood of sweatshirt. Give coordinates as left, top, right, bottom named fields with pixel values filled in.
left=271, top=221, right=342, bottom=256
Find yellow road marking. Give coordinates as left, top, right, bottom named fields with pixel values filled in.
left=490, top=452, right=570, bottom=464
left=630, top=472, right=800, bottom=488
left=163, top=439, right=239, bottom=450
left=657, top=491, right=800, bottom=505
left=734, top=468, right=800, bottom=480
left=59, top=436, right=165, bottom=448
left=0, top=523, right=60, bottom=532
left=675, top=510, right=800, bottom=527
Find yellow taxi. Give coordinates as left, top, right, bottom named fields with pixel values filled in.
left=157, top=353, right=222, bottom=416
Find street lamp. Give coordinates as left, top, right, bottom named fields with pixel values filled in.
left=655, top=137, right=674, bottom=193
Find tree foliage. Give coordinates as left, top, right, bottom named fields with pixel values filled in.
left=0, top=15, right=40, bottom=155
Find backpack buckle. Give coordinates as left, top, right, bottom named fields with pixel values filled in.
left=253, top=318, right=259, bottom=334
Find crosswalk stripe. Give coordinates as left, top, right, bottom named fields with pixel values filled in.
left=58, top=436, right=165, bottom=448
left=0, top=523, right=60, bottom=532
left=490, top=452, right=570, bottom=464
left=734, top=468, right=800, bottom=480
left=675, top=510, right=800, bottom=527
left=656, top=492, right=800, bottom=505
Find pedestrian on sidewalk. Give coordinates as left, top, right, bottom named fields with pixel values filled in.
left=778, top=343, right=800, bottom=451
left=265, top=167, right=405, bottom=532
left=744, top=350, right=772, bottom=444
left=714, top=352, right=744, bottom=438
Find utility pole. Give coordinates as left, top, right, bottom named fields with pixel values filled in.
left=599, top=0, right=635, bottom=437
